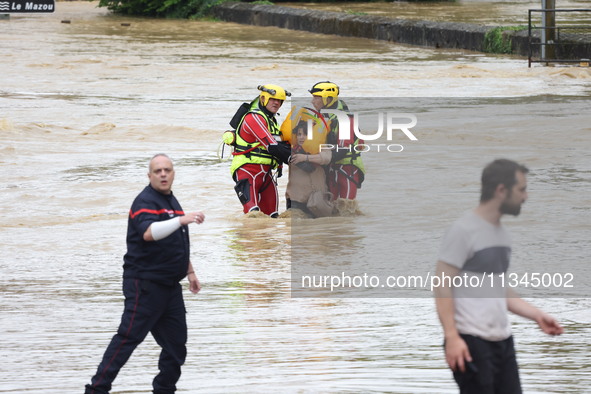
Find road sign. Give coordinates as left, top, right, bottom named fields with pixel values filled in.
left=0, top=0, right=55, bottom=13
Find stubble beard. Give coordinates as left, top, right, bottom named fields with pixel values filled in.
left=500, top=200, right=522, bottom=216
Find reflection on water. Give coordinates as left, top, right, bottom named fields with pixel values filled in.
left=1, top=2, right=590, bottom=393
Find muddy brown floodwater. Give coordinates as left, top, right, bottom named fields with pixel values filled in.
left=1, top=2, right=590, bottom=393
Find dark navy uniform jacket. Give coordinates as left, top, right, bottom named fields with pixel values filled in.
left=123, top=185, right=190, bottom=286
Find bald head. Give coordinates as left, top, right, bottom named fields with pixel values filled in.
left=148, top=154, right=175, bottom=194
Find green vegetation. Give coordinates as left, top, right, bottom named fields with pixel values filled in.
left=97, top=0, right=452, bottom=17
left=482, top=25, right=528, bottom=54
left=98, top=0, right=233, bottom=18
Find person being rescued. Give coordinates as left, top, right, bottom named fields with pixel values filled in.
left=308, top=81, right=365, bottom=201
left=284, top=119, right=332, bottom=218
left=228, top=84, right=292, bottom=217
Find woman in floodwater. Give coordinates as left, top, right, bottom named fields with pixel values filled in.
left=286, top=120, right=333, bottom=218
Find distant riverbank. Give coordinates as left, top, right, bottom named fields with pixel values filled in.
left=211, top=2, right=591, bottom=59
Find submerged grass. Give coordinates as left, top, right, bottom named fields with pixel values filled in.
left=483, top=25, right=529, bottom=54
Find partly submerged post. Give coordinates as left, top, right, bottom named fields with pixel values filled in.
left=541, top=0, right=556, bottom=63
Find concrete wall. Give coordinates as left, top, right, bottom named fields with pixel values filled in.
left=211, top=2, right=590, bottom=60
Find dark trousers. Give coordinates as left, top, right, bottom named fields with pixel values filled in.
left=453, top=334, right=522, bottom=394
left=85, top=278, right=187, bottom=394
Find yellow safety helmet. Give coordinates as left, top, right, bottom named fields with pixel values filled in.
left=258, top=84, right=291, bottom=106
left=308, top=81, right=339, bottom=107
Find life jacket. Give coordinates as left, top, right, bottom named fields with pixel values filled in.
left=230, top=98, right=282, bottom=176
left=280, top=106, right=329, bottom=154
left=325, top=100, right=365, bottom=175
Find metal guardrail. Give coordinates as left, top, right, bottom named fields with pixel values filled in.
left=528, top=8, right=591, bottom=67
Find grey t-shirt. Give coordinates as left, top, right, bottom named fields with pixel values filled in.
left=439, top=210, right=512, bottom=341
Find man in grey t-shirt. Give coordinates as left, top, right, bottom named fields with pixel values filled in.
left=434, top=159, right=563, bottom=393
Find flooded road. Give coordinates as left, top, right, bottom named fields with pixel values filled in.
left=1, top=2, right=591, bottom=393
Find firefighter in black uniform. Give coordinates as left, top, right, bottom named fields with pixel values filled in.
left=85, top=153, right=204, bottom=394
